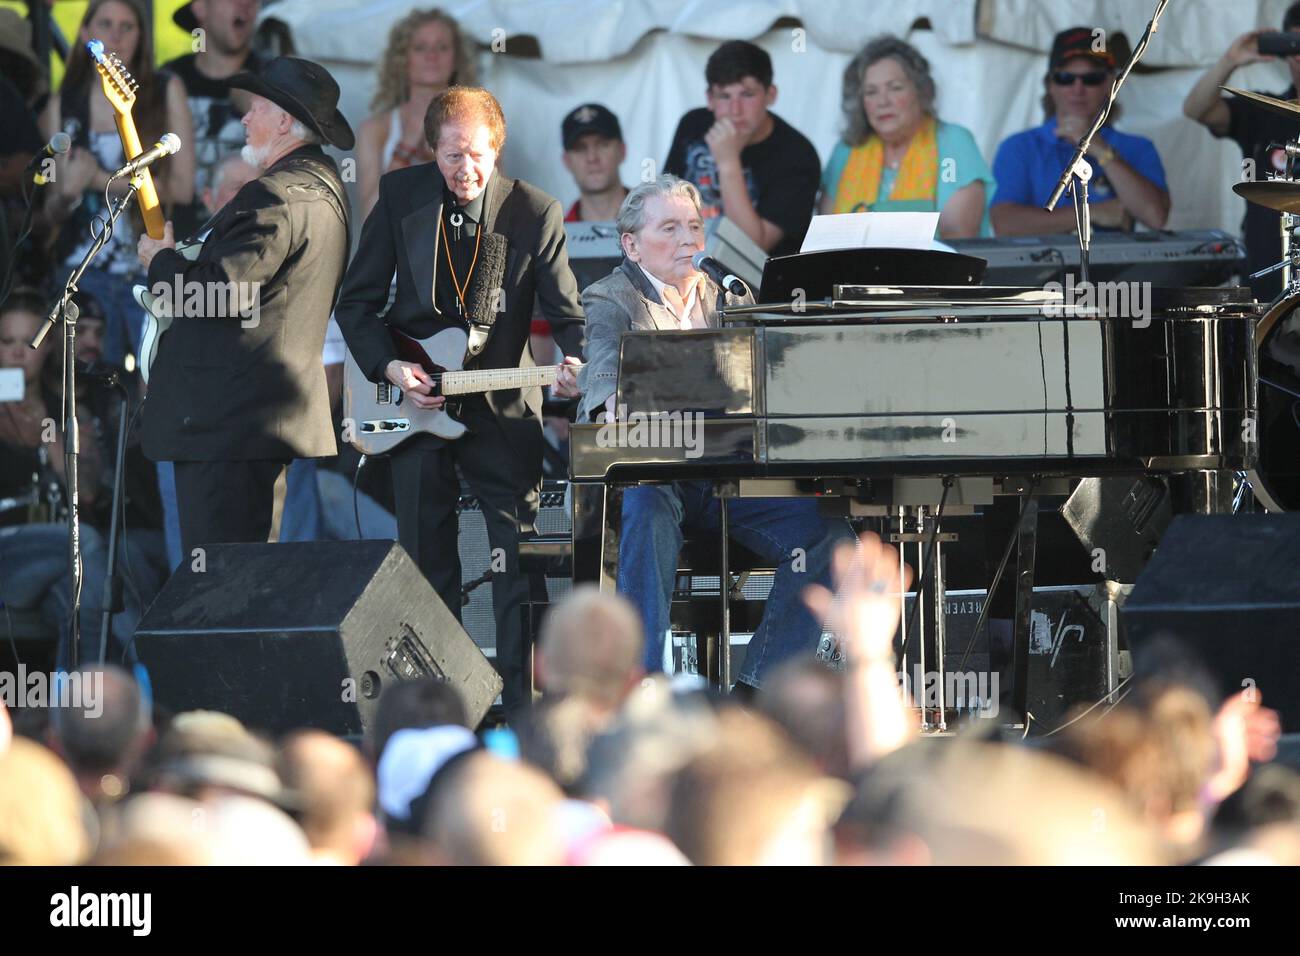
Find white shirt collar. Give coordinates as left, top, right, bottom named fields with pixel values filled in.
left=637, top=264, right=703, bottom=329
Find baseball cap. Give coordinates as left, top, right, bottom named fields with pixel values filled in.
left=1049, top=26, right=1117, bottom=70
left=562, top=103, right=622, bottom=150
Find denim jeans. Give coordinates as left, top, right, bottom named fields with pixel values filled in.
left=278, top=458, right=324, bottom=542
left=618, top=481, right=846, bottom=686
left=0, top=521, right=139, bottom=667
left=156, top=461, right=182, bottom=571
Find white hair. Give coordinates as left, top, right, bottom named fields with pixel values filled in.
left=616, top=174, right=702, bottom=237
left=287, top=117, right=322, bottom=146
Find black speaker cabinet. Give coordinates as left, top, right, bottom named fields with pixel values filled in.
left=134, top=540, right=502, bottom=735
left=1122, top=514, right=1300, bottom=732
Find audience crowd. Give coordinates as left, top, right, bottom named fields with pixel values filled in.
left=0, top=532, right=1293, bottom=867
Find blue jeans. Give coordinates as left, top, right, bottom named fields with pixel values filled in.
left=0, top=521, right=138, bottom=666
left=157, top=461, right=182, bottom=571
left=279, top=458, right=324, bottom=542
left=618, top=481, right=846, bottom=686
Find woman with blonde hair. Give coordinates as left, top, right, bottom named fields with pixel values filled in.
left=356, top=8, right=477, bottom=215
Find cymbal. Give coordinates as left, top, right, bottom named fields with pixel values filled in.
left=1222, top=86, right=1300, bottom=123
left=1234, top=180, right=1300, bottom=212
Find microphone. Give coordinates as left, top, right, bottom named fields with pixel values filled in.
left=691, top=252, right=748, bottom=296
left=24, top=132, right=72, bottom=171
left=109, top=133, right=182, bottom=181
left=27, top=132, right=72, bottom=184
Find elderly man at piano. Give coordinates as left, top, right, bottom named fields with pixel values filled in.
left=577, top=174, right=847, bottom=694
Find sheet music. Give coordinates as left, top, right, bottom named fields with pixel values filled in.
left=800, top=212, right=940, bottom=253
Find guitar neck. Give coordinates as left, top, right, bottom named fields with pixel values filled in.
left=440, top=365, right=564, bottom=396
left=112, top=113, right=165, bottom=239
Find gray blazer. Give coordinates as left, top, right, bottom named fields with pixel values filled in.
left=577, top=258, right=754, bottom=421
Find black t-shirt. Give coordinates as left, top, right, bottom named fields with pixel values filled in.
left=664, top=107, right=820, bottom=258
left=162, top=51, right=264, bottom=235
left=1224, top=86, right=1300, bottom=302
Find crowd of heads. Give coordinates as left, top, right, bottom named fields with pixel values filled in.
left=0, top=579, right=1295, bottom=867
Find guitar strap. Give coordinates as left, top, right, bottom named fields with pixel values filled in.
left=460, top=231, right=508, bottom=367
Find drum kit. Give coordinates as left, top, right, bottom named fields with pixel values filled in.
left=1224, top=87, right=1300, bottom=512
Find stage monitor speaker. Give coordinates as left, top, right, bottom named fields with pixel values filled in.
left=133, top=540, right=503, bottom=735
left=1121, top=513, right=1300, bottom=732
left=1062, top=475, right=1172, bottom=583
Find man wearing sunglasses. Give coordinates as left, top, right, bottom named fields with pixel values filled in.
left=990, top=27, right=1170, bottom=237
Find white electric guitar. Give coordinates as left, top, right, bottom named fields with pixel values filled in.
left=132, top=237, right=202, bottom=383
left=343, top=326, right=579, bottom=454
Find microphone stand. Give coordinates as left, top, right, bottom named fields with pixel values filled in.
left=95, top=365, right=131, bottom=664
left=1044, top=0, right=1171, bottom=279
left=29, top=174, right=142, bottom=670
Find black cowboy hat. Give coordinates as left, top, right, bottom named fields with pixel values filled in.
left=227, top=55, right=355, bottom=151
left=173, top=2, right=199, bottom=32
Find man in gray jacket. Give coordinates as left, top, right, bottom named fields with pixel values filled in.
left=578, top=175, right=843, bottom=693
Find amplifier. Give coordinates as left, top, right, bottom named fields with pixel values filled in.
left=670, top=576, right=1111, bottom=729
left=457, top=481, right=571, bottom=657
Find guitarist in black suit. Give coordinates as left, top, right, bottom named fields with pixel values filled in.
left=335, top=86, right=583, bottom=721
left=136, top=57, right=353, bottom=559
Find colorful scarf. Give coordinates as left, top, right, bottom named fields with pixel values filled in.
left=833, top=115, right=939, bottom=213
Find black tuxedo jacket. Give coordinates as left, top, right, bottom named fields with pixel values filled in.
left=335, top=165, right=585, bottom=428
left=141, top=145, right=350, bottom=462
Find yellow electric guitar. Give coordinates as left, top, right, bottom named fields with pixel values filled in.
left=87, top=38, right=165, bottom=239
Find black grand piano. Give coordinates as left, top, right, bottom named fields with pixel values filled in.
left=568, top=247, right=1261, bottom=720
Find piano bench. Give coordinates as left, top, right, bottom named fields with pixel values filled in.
left=669, top=534, right=777, bottom=689
left=675, top=536, right=775, bottom=578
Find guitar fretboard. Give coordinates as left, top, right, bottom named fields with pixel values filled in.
left=439, top=365, right=563, bottom=396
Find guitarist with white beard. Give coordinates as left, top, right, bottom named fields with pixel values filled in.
left=335, top=87, right=583, bottom=722
left=136, top=57, right=352, bottom=558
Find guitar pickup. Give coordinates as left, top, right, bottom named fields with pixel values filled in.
left=376, top=382, right=395, bottom=405
left=360, top=419, right=410, bottom=433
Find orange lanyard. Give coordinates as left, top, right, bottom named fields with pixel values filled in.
left=441, top=215, right=482, bottom=315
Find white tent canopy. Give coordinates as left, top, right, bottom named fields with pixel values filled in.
left=264, top=0, right=1300, bottom=238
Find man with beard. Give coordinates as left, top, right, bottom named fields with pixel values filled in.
left=136, top=57, right=352, bottom=556
left=336, top=86, right=583, bottom=722
left=162, top=0, right=263, bottom=236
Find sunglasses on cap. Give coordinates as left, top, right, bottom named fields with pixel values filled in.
left=1052, top=70, right=1108, bottom=87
